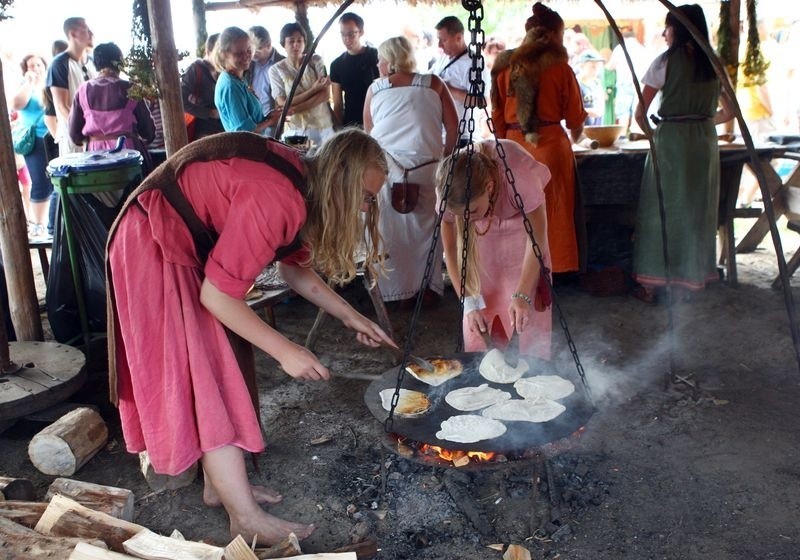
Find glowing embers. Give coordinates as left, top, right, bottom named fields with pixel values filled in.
left=391, top=427, right=586, bottom=469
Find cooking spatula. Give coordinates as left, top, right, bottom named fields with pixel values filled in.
left=504, top=331, right=520, bottom=368
left=378, top=340, right=435, bottom=372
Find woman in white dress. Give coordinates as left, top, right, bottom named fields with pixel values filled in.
left=363, top=36, right=458, bottom=305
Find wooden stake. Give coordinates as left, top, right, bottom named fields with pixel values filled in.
left=122, top=529, right=224, bottom=559
left=0, top=500, right=48, bottom=528
left=28, top=407, right=108, bottom=476
left=35, top=495, right=145, bottom=552
left=0, top=477, right=35, bottom=501
left=46, top=478, right=134, bottom=521
left=253, top=532, right=302, bottom=558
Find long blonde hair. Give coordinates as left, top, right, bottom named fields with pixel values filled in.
left=435, top=144, right=500, bottom=297
left=302, top=128, right=388, bottom=285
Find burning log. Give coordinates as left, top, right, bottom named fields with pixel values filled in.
left=0, top=515, right=107, bottom=558
left=45, top=478, right=134, bottom=521
left=35, top=494, right=145, bottom=552
left=0, top=477, right=35, bottom=501
left=28, top=407, right=108, bottom=476
left=70, top=542, right=141, bottom=559
left=0, top=500, right=48, bottom=528
left=122, top=529, right=224, bottom=559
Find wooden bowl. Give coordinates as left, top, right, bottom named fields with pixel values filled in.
left=584, top=125, right=626, bottom=147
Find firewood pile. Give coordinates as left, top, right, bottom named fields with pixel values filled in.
left=0, top=475, right=376, bottom=559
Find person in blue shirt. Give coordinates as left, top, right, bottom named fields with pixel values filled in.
left=214, top=27, right=280, bottom=134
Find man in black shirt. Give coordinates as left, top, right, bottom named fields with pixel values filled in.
left=330, top=12, right=378, bottom=128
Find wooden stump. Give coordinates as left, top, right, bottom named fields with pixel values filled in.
left=35, top=495, right=145, bottom=552
left=28, top=407, right=108, bottom=476
left=0, top=477, right=35, bottom=501
left=46, top=478, right=134, bottom=521
left=139, top=451, right=197, bottom=493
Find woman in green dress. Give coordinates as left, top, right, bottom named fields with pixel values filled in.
left=632, top=4, right=734, bottom=302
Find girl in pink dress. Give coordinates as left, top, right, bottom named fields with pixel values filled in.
left=107, top=129, right=394, bottom=546
left=437, top=139, right=552, bottom=358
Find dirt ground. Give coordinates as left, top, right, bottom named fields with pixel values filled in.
left=2, top=230, right=800, bottom=560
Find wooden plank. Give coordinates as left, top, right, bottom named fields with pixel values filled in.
left=123, top=529, right=224, bottom=559
left=70, top=542, right=140, bottom=559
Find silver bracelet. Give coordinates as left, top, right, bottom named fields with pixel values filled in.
left=511, top=292, right=532, bottom=306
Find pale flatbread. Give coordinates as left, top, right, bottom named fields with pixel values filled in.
left=478, top=349, right=529, bottom=384
left=481, top=398, right=566, bottom=423
left=513, top=375, right=575, bottom=401
left=379, top=388, right=430, bottom=417
left=445, top=384, right=512, bottom=411
left=435, top=415, right=507, bottom=443
left=405, top=358, right=463, bottom=387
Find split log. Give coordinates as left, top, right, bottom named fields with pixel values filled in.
left=46, top=478, right=134, bottom=521
left=332, top=540, right=379, bottom=559
left=35, top=494, right=145, bottom=552
left=0, top=515, right=106, bottom=559
left=0, top=500, right=48, bottom=528
left=28, top=407, right=108, bottom=476
left=123, top=529, right=224, bottom=559
left=139, top=451, right=197, bottom=493
left=70, top=542, right=141, bottom=559
left=254, top=533, right=302, bottom=558
left=224, top=535, right=259, bottom=560
left=0, top=477, right=35, bottom=501
left=503, top=544, right=532, bottom=560
left=0, top=490, right=4, bottom=501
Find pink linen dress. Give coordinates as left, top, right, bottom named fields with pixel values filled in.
left=443, top=140, right=552, bottom=359
left=109, top=148, right=307, bottom=475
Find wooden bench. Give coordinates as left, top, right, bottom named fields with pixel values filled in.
left=28, top=238, right=52, bottom=279
left=771, top=183, right=800, bottom=289
left=245, top=286, right=294, bottom=328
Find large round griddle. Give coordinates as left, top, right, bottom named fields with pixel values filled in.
left=364, top=353, right=595, bottom=453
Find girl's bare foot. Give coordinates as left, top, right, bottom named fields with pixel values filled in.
left=230, top=509, right=315, bottom=546
left=204, top=483, right=282, bottom=507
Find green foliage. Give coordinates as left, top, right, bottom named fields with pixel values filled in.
left=741, top=0, right=769, bottom=87
left=0, top=0, right=15, bottom=21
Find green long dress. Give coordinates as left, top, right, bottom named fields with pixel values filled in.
left=633, top=50, right=721, bottom=290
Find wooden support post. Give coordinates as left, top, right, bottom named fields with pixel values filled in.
left=35, top=495, right=145, bottom=553
left=191, top=0, right=208, bottom=58
left=28, top=407, right=108, bottom=476
left=147, top=0, right=188, bottom=155
left=0, top=500, right=48, bottom=528
left=0, top=477, right=35, bottom=501
left=0, top=55, right=43, bottom=342
left=45, top=478, right=134, bottom=521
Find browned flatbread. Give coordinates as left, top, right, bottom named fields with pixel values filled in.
left=405, top=358, right=464, bottom=386
left=379, top=388, right=431, bottom=417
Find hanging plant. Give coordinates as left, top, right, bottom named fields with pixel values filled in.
left=716, top=0, right=737, bottom=84
left=741, top=0, right=769, bottom=87
left=125, top=0, right=188, bottom=100
left=125, top=0, right=159, bottom=100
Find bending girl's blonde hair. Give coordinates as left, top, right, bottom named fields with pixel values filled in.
left=435, top=144, right=500, bottom=297
left=302, top=128, right=388, bottom=285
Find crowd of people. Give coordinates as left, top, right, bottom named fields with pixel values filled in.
left=2, top=0, right=776, bottom=547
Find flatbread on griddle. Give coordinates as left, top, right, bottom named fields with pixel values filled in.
left=514, top=375, right=575, bottom=401
left=435, top=414, right=507, bottom=443
left=445, top=384, right=511, bottom=411
left=379, top=388, right=430, bottom=417
left=478, top=349, right=529, bottom=384
left=481, top=398, right=566, bottom=423
left=405, top=358, right=463, bottom=387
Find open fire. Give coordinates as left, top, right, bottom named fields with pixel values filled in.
left=390, top=426, right=587, bottom=468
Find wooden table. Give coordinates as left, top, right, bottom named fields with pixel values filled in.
left=573, top=142, right=784, bottom=286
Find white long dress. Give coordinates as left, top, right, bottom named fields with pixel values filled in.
left=368, top=73, right=444, bottom=302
